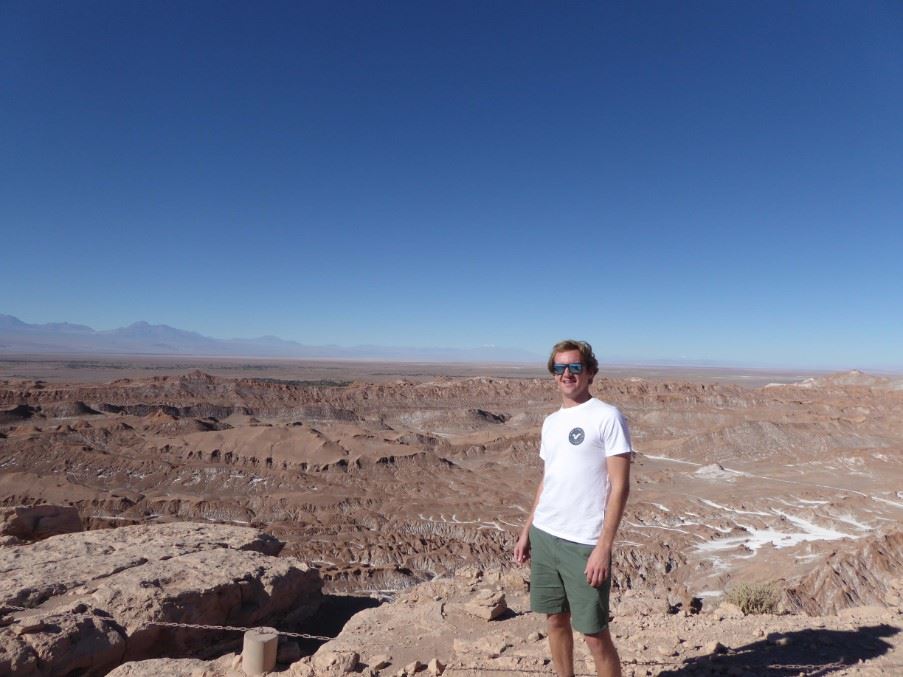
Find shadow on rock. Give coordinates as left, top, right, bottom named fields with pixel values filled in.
left=293, top=594, right=382, bottom=655
left=657, top=624, right=899, bottom=676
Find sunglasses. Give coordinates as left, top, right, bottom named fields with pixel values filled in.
left=552, top=362, right=585, bottom=375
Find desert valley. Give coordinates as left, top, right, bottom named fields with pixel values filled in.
left=1, top=356, right=901, bottom=675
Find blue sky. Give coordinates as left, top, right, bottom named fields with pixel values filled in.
left=2, top=1, right=901, bottom=369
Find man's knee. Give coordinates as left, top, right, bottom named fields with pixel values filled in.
left=547, top=612, right=571, bottom=631
left=583, top=627, right=615, bottom=654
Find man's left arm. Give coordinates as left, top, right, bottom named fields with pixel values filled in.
left=584, top=453, right=631, bottom=587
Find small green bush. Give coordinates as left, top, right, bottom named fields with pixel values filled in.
left=726, top=582, right=780, bottom=615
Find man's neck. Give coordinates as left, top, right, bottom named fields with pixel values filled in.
left=561, top=392, right=592, bottom=408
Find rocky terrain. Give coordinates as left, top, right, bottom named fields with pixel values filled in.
left=0, top=518, right=321, bottom=675
left=5, top=520, right=900, bottom=676
left=1, top=358, right=902, bottom=674
left=109, top=566, right=903, bottom=676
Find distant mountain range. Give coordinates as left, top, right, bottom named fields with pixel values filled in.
left=0, top=314, right=540, bottom=363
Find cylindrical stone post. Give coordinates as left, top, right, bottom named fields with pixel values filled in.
left=242, top=627, right=278, bottom=675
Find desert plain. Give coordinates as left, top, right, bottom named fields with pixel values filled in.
left=1, top=355, right=902, bottom=675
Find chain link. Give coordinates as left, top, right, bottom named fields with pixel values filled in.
left=147, top=620, right=332, bottom=641
left=1, top=605, right=331, bottom=642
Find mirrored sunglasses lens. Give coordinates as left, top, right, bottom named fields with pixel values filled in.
left=568, top=363, right=584, bottom=374
left=552, top=364, right=566, bottom=375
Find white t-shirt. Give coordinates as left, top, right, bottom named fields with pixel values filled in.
left=532, top=397, right=633, bottom=545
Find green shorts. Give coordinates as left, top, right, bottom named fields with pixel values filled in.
left=529, top=525, right=611, bottom=634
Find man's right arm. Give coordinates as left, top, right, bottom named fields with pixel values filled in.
left=513, top=478, right=544, bottom=564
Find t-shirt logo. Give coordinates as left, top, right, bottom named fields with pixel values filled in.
left=568, top=427, right=585, bottom=445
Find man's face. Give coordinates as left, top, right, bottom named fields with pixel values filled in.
left=553, top=348, right=593, bottom=401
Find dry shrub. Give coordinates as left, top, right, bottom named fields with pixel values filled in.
left=726, top=582, right=780, bottom=615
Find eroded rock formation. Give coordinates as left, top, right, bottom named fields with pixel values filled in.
left=0, top=522, right=321, bottom=676
left=1, top=366, right=902, bottom=616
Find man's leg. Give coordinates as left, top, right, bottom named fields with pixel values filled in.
left=556, top=539, right=618, bottom=677
left=547, top=611, right=574, bottom=677
left=530, top=527, right=574, bottom=675
left=584, top=628, right=621, bottom=677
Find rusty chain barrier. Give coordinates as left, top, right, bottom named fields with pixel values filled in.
left=1, top=604, right=332, bottom=642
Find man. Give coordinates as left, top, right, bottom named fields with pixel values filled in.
left=514, top=339, right=632, bottom=677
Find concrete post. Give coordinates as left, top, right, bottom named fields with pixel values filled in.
left=242, top=627, right=278, bottom=675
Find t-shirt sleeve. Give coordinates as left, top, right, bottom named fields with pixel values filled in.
left=601, top=409, right=633, bottom=457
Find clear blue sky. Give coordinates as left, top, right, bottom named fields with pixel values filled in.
left=2, top=1, right=901, bottom=369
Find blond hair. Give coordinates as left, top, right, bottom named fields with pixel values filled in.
left=547, top=339, right=599, bottom=376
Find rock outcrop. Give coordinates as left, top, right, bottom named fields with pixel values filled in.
left=0, top=504, right=82, bottom=543
left=111, top=566, right=903, bottom=676
left=785, top=531, right=903, bottom=615
left=0, top=522, right=321, bottom=676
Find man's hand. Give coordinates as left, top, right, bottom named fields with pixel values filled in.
left=585, top=545, right=611, bottom=587
left=513, top=531, right=531, bottom=564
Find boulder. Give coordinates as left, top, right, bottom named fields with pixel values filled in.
left=1, top=521, right=283, bottom=607
left=0, top=523, right=321, bottom=676
left=312, top=649, right=360, bottom=673
left=0, top=602, right=125, bottom=676
left=458, top=589, right=507, bottom=621
left=0, top=504, right=82, bottom=541
left=404, top=659, right=425, bottom=674
left=370, top=653, right=392, bottom=669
